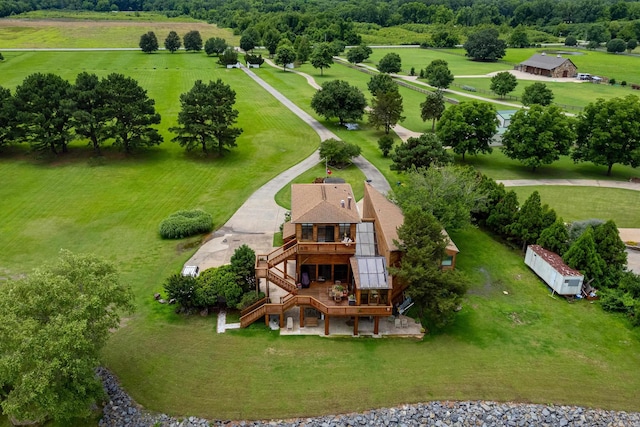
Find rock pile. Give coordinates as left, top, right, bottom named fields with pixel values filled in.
left=98, top=368, right=640, bottom=426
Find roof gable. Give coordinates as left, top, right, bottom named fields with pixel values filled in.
left=291, top=184, right=360, bottom=224
left=519, top=54, right=576, bottom=71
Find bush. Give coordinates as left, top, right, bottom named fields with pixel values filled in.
left=159, top=209, right=213, bottom=239
left=236, top=291, right=265, bottom=311
left=319, top=138, right=362, bottom=166
left=622, top=81, right=627, bottom=87
left=378, top=135, right=394, bottom=157
left=610, top=78, right=616, bottom=85
left=0, top=53, right=4, bottom=61
left=564, top=36, right=577, bottom=46
left=164, top=274, right=199, bottom=310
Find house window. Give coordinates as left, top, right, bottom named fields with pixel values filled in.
left=318, top=265, right=332, bottom=282
left=441, top=255, right=453, bottom=267
left=301, top=224, right=313, bottom=241
left=339, top=223, right=351, bottom=240
left=565, top=279, right=580, bottom=287
left=334, top=264, right=348, bottom=282
left=317, top=225, right=335, bottom=242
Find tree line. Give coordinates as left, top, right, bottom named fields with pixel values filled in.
left=0, top=72, right=242, bottom=156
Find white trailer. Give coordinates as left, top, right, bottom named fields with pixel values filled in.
left=525, top=245, right=584, bottom=296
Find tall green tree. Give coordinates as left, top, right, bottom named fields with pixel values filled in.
left=230, top=244, right=257, bottom=293
left=378, top=52, right=402, bottom=73
left=0, top=85, right=16, bottom=148
left=101, top=73, right=162, bottom=153
left=368, top=90, right=405, bottom=134
left=521, top=82, right=554, bottom=106
left=390, top=206, right=468, bottom=328
left=508, top=191, right=557, bottom=250
left=72, top=72, right=110, bottom=155
left=509, top=25, right=530, bottom=47
left=420, top=90, right=445, bottom=131
left=486, top=190, right=519, bottom=237
left=170, top=79, right=243, bottom=155
left=295, top=36, right=311, bottom=63
left=490, top=71, right=518, bottom=98
left=0, top=251, right=133, bottom=424
left=346, top=45, right=372, bottom=64
left=263, top=29, right=281, bottom=56
left=436, top=100, right=498, bottom=161
left=563, top=227, right=607, bottom=287
left=607, top=38, right=627, bottom=53
left=538, top=218, right=570, bottom=256
left=393, top=166, right=486, bottom=231
left=13, top=73, right=75, bottom=155
left=275, top=45, right=296, bottom=71
left=184, top=30, right=203, bottom=52
left=378, top=134, right=394, bottom=157
left=593, top=220, right=627, bottom=287
left=218, top=47, right=239, bottom=66
left=164, top=30, right=181, bottom=53
left=572, top=95, right=640, bottom=176
left=240, top=33, right=257, bottom=53
left=310, top=42, right=334, bottom=76
left=367, top=73, right=397, bottom=97
left=463, top=28, right=506, bottom=61
left=390, top=133, right=452, bottom=172
left=204, top=37, right=227, bottom=56
left=501, top=104, right=576, bottom=172
left=139, top=31, right=158, bottom=53
left=425, top=59, right=453, bottom=90
left=311, top=80, right=367, bottom=125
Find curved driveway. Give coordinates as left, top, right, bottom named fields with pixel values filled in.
left=186, top=64, right=390, bottom=270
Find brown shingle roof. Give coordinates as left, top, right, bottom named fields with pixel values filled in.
left=528, top=245, right=583, bottom=277
left=519, top=54, right=576, bottom=71
left=291, top=184, right=360, bottom=224
left=363, top=183, right=404, bottom=251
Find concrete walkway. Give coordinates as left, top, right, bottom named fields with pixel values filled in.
left=498, top=179, right=640, bottom=191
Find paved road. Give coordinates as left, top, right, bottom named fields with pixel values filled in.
left=186, top=63, right=391, bottom=270
left=498, top=179, right=640, bottom=191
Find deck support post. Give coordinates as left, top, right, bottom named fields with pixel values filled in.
left=374, top=316, right=380, bottom=335
left=299, top=307, right=305, bottom=328
left=353, top=316, right=359, bottom=336
left=265, top=314, right=269, bottom=327
left=279, top=313, right=284, bottom=328
left=324, top=315, right=330, bottom=336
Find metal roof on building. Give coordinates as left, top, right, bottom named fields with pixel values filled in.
left=519, top=54, right=576, bottom=71
left=528, top=245, right=583, bottom=277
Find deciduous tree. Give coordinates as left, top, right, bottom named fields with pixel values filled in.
left=572, top=95, right=640, bottom=175
left=170, top=79, right=242, bottom=155
left=311, top=80, right=366, bottom=125
left=0, top=251, right=133, bottom=424
left=390, top=133, right=452, bottom=172
left=184, top=30, right=203, bottom=52
left=368, top=90, right=405, bottom=134
left=164, top=30, right=181, bottom=53
left=101, top=73, right=162, bottom=153
left=275, top=45, right=296, bottom=71
left=463, top=28, right=506, bottom=61
left=627, top=39, right=638, bottom=52
left=509, top=25, right=530, bottom=47
left=13, top=73, right=75, bottom=154
left=367, top=73, right=397, bottom=96
left=218, top=47, right=238, bottom=66
left=204, top=37, right=227, bottom=56
left=295, top=36, right=311, bottom=63
left=420, top=90, right=445, bottom=131
left=319, top=138, right=361, bottom=165
left=501, top=104, right=575, bottom=171
left=490, top=71, right=518, bottom=98
left=378, top=52, right=402, bottom=73
left=263, top=29, right=281, bottom=56
left=240, top=32, right=257, bottom=53
left=346, top=45, right=371, bottom=63
left=139, top=31, right=158, bottom=53
left=425, top=59, right=454, bottom=90
left=310, top=42, right=334, bottom=76
left=393, top=166, right=487, bottom=231
left=436, top=100, right=497, bottom=160
left=607, top=38, right=627, bottom=53
left=378, top=134, right=394, bottom=157
left=0, top=85, right=16, bottom=148
left=521, top=82, right=554, bottom=106
left=565, top=35, right=578, bottom=46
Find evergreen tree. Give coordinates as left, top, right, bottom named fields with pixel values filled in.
left=486, top=190, right=519, bottom=238
left=537, top=218, right=570, bottom=256
left=508, top=191, right=557, bottom=250
left=593, top=220, right=627, bottom=287
left=563, top=227, right=607, bottom=287
left=368, top=90, right=405, bottom=134
left=420, top=91, right=445, bottom=131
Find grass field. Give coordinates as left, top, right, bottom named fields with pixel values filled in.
left=0, top=14, right=237, bottom=48
left=510, top=186, right=640, bottom=228
left=2, top=31, right=640, bottom=424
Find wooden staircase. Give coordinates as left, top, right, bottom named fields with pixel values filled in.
left=266, top=269, right=298, bottom=294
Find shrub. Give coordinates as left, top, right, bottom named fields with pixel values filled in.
left=0, top=53, right=4, bottom=61
left=610, top=78, right=616, bottom=85
left=319, top=138, right=362, bottom=166
left=378, top=135, right=394, bottom=157
left=622, top=81, right=627, bottom=87
left=164, top=274, right=199, bottom=310
left=236, top=291, right=265, bottom=310
left=564, top=35, right=577, bottom=46
left=159, top=209, right=213, bottom=239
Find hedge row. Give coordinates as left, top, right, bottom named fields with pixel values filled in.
left=159, top=209, right=213, bottom=239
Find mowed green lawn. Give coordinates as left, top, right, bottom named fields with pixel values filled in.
left=510, top=186, right=640, bottom=228
left=2, top=44, right=640, bottom=423
left=0, top=14, right=237, bottom=48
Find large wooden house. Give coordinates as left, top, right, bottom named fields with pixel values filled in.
left=244, top=182, right=458, bottom=336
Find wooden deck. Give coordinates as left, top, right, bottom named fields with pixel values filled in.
left=298, top=281, right=350, bottom=307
